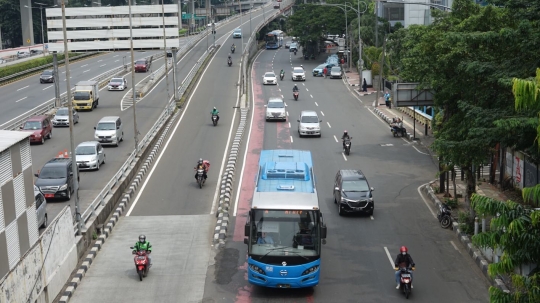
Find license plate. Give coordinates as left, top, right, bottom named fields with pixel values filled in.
left=79, top=165, right=88, bottom=168
left=308, top=132, right=313, bottom=134
left=101, top=139, right=111, bottom=142
left=401, top=274, right=411, bottom=277
left=45, top=194, right=54, bottom=198
left=354, top=207, right=361, bottom=211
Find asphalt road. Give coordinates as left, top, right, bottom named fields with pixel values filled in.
left=0, top=49, right=168, bottom=125
left=66, top=7, right=273, bottom=303
left=201, top=45, right=492, bottom=302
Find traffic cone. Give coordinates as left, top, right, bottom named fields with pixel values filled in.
left=64, top=149, right=69, bottom=158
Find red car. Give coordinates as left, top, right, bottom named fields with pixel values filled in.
left=134, top=59, right=151, bottom=72
left=20, top=115, right=52, bottom=144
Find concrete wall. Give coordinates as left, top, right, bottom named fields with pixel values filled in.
left=0, top=207, right=76, bottom=303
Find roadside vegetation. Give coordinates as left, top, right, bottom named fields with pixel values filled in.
left=0, top=52, right=82, bottom=79
left=286, top=0, right=540, bottom=301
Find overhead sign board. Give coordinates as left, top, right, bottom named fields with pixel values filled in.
left=393, top=83, right=435, bottom=107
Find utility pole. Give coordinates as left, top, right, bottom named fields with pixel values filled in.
left=129, top=0, right=139, bottom=152
left=191, top=0, right=195, bottom=34
left=61, top=0, right=81, bottom=235
left=172, top=47, right=179, bottom=102
left=374, top=0, right=379, bottom=107
left=178, top=0, right=183, bottom=47
left=206, top=0, right=209, bottom=50
left=52, top=51, right=60, bottom=107
left=239, top=0, right=243, bottom=53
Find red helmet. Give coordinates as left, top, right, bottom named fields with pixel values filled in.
left=400, top=246, right=408, bottom=253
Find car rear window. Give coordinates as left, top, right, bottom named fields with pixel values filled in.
left=136, top=60, right=146, bottom=64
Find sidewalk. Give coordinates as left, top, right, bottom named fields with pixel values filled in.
left=344, top=69, right=511, bottom=293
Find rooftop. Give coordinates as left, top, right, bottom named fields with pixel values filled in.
left=0, top=130, right=31, bottom=153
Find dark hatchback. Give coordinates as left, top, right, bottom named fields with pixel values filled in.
left=333, top=169, right=374, bottom=216
left=40, top=70, right=54, bottom=83
left=35, top=158, right=79, bottom=201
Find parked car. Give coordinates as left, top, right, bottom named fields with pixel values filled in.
left=35, top=157, right=79, bottom=201
left=265, top=98, right=286, bottom=122
left=52, top=107, right=79, bottom=127
left=329, top=66, right=343, bottom=79
left=30, top=49, right=43, bottom=55
left=333, top=169, right=374, bottom=216
left=134, top=59, right=151, bottom=72
left=40, top=70, right=54, bottom=83
left=35, top=186, right=48, bottom=228
left=75, top=141, right=106, bottom=171
left=262, top=72, right=277, bottom=85
left=291, top=67, right=306, bottom=81
left=20, top=115, right=52, bottom=144
left=17, top=51, right=30, bottom=58
left=312, top=63, right=335, bottom=77
left=94, top=116, right=124, bottom=147
left=297, top=110, right=321, bottom=137
left=108, top=77, right=127, bottom=90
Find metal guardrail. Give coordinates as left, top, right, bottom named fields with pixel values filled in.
left=0, top=52, right=99, bottom=83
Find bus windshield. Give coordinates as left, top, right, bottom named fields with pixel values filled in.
left=248, top=209, right=321, bottom=261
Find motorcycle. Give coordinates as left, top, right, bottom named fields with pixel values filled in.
left=227, top=58, right=232, bottom=66
left=397, top=266, right=414, bottom=299
left=391, top=125, right=407, bottom=137
left=294, top=50, right=297, bottom=55
left=212, top=115, right=219, bottom=126
left=280, top=72, right=284, bottom=81
left=343, top=137, right=352, bottom=155
left=437, top=203, right=453, bottom=229
left=130, top=247, right=150, bottom=281
left=231, top=46, right=235, bottom=53
left=196, top=168, right=205, bottom=188
left=293, top=91, right=299, bottom=101
left=304, top=54, right=309, bottom=60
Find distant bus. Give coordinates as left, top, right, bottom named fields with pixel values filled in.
left=265, top=30, right=284, bottom=49
left=244, top=149, right=327, bottom=288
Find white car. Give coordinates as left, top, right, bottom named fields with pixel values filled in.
left=265, top=98, right=286, bottom=122
left=262, top=72, right=277, bottom=85
left=75, top=141, right=106, bottom=171
left=52, top=107, right=79, bottom=127
left=291, top=67, right=306, bottom=81
left=233, top=28, right=242, bottom=38
left=298, top=110, right=321, bottom=137
left=108, top=77, right=127, bottom=90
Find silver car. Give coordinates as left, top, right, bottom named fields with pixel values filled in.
left=330, top=66, right=343, bottom=79
left=291, top=67, right=306, bottom=81
left=35, top=186, right=47, bottom=228
left=297, top=110, right=322, bottom=137
left=265, top=98, right=286, bottom=122
left=52, top=107, right=79, bottom=127
left=75, top=141, right=106, bottom=171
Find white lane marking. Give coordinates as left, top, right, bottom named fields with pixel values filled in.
left=383, top=247, right=395, bottom=268
left=450, top=241, right=460, bottom=251
left=320, top=111, right=324, bottom=116
left=281, top=94, right=284, bottom=98
left=42, top=86, right=53, bottom=90
left=290, top=135, right=293, bottom=143
left=417, top=183, right=437, bottom=218
left=62, top=71, right=66, bottom=73
left=284, top=102, right=288, bottom=107
left=314, top=102, right=318, bottom=106
left=81, top=64, right=88, bottom=67
left=98, top=59, right=103, bottom=62
left=100, top=64, right=106, bottom=67
left=286, top=112, right=289, bottom=117
left=17, top=85, right=29, bottom=91
left=305, top=88, right=309, bottom=92
left=310, top=94, right=313, bottom=98
left=342, top=152, right=347, bottom=161
left=83, top=69, right=90, bottom=73
left=15, top=97, right=27, bottom=103
left=370, top=216, right=374, bottom=220
left=113, top=55, right=119, bottom=57
left=278, top=88, right=281, bottom=92
left=333, top=135, right=338, bottom=142
left=288, top=122, right=291, bottom=128
left=302, top=83, right=305, bottom=86
left=413, top=145, right=429, bottom=155
left=115, top=60, right=120, bottom=62
left=327, top=122, right=331, bottom=128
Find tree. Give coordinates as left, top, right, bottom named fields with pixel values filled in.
left=471, top=193, right=540, bottom=302
left=0, top=0, right=23, bottom=48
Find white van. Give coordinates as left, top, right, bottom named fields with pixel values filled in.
left=94, top=116, right=124, bottom=147
left=35, top=186, right=47, bottom=228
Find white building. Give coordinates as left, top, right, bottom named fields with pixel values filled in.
left=379, top=0, right=453, bottom=27
left=46, top=5, right=180, bottom=52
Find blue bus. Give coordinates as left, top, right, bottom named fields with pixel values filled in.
left=244, top=149, right=327, bottom=288
left=265, top=30, right=284, bottom=49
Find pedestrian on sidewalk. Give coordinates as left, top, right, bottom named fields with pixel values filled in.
left=323, top=66, right=328, bottom=78
left=384, top=91, right=391, bottom=108
left=362, top=78, right=368, bottom=92
left=340, top=57, right=345, bottom=65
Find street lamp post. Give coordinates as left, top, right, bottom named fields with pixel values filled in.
left=238, top=0, right=243, bottom=53
left=249, top=6, right=252, bottom=37
left=128, top=0, right=139, bottom=152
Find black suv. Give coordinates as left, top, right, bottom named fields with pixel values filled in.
left=333, top=169, right=374, bottom=216
left=35, top=157, right=79, bottom=201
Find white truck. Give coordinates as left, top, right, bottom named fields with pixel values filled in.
left=73, top=81, right=99, bottom=111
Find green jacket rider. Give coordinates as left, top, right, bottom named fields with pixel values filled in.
left=133, top=234, right=152, bottom=265
left=211, top=107, right=220, bottom=122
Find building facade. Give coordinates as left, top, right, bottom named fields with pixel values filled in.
left=379, top=0, right=453, bottom=27
left=46, top=5, right=180, bottom=52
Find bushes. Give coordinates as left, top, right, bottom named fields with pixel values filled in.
left=0, top=52, right=79, bottom=79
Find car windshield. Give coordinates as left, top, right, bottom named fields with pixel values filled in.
left=73, top=91, right=90, bottom=100
left=342, top=180, right=370, bottom=191
left=56, top=109, right=69, bottom=116
left=234, top=29, right=241, bottom=33
left=136, top=60, right=146, bottom=65
left=316, top=65, right=326, bottom=69
left=76, top=146, right=96, bottom=155
left=42, top=71, right=53, bottom=76
left=39, top=167, right=66, bottom=179
left=293, top=68, right=303, bottom=73
left=110, top=78, right=123, bottom=83
left=96, top=122, right=115, bottom=130
left=265, top=73, right=275, bottom=78
left=331, top=67, right=341, bottom=72
left=301, top=115, right=319, bottom=123
left=23, top=121, right=42, bottom=130
left=268, top=101, right=284, bottom=108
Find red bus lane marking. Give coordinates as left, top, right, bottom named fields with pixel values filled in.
left=277, top=118, right=291, bottom=148
left=233, top=62, right=265, bottom=242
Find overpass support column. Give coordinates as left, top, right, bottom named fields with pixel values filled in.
left=19, top=0, right=35, bottom=47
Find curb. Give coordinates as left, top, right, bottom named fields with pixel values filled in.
left=372, top=108, right=415, bottom=141
left=58, top=110, right=181, bottom=303
left=422, top=184, right=511, bottom=294
left=213, top=108, right=249, bottom=248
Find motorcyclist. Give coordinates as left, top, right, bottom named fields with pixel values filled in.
left=133, top=234, right=152, bottom=266
left=341, top=130, right=351, bottom=150
left=391, top=118, right=404, bottom=134
left=394, top=246, right=415, bottom=289
left=280, top=69, right=284, bottom=79
left=293, top=84, right=299, bottom=92
left=194, top=158, right=209, bottom=181
left=227, top=54, right=232, bottom=64
left=231, top=43, right=235, bottom=51
left=211, top=107, right=219, bottom=122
